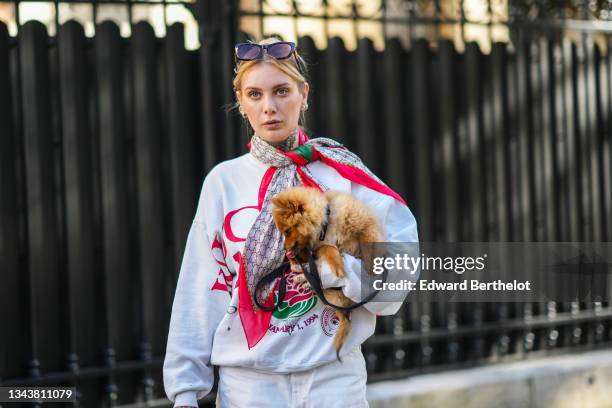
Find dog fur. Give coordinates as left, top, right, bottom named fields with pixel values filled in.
left=270, top=186, right=384, bottom=359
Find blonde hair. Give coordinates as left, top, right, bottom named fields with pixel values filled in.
left=232, top=37, right=309, bottom=128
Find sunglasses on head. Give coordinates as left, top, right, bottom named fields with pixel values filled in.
left=235, top=41, right=296, bottom=61
left=234, top=41, right=304, bottom=75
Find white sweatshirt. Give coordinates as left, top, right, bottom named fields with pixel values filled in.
left=163, top=152, right=419, bottom=407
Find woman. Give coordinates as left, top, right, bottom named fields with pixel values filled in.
left=163, top=38, right=418, bottom=407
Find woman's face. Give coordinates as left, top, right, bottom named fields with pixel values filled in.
left=237, top=63, right=309, bottom=145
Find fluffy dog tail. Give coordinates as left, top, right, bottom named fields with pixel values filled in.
left=333, top=311, right=351, bottom=361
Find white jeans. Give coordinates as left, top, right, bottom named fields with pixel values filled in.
left=215, top=347, right=369, bottom=408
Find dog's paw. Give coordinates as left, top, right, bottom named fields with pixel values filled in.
left=331, top=263, right=346, bottom=278
left=315, top=245, right=346, bottom=278
left=319, top=258, right=345, bottom=278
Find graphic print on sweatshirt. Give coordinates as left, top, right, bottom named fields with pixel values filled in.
left=210, top=230, right=234, bottom=295
left=211, top=222, right=319, bottom=331
left=207, top=162, right=361, bottom=341
left=213, top=197, right=322, bottom=336
left=271, top=270, right=317, bottom=319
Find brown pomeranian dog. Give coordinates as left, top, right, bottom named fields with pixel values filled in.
left=270, top=186, right=384, bottom=358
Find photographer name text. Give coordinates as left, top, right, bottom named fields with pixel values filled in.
left=373, top=279, right=532, bottom=291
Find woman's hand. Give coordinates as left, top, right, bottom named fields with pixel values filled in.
left=288, top=259, right=312, bottom=290
left=290, top=260, right=303, bottom=273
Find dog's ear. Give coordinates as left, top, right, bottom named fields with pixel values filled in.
left=271, top=196, right=285, bottom=209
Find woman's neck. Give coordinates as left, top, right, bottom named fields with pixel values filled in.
left=262, top=127, right=300, bottom=151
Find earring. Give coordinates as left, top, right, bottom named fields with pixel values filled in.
left=239, top=107, right=247, bottom=118
left=301, top=102, right=309, bottom=112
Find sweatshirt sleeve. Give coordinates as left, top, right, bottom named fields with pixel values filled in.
left=319, top=183, right=419, bottom=316
left=163, top=177, right=230, bottom=407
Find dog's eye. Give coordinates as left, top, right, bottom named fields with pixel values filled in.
left=284, top=228, right=292, bottom=236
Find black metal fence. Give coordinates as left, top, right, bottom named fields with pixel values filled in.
left=239, top=0, right=511, bottom=49
left=0, top=0, right=197, bottom=33
left=0, top=18, right=203, bottom=406
left=296, top=24, right=612, bottom=380
left=1, top=3, right=612, bottom=407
